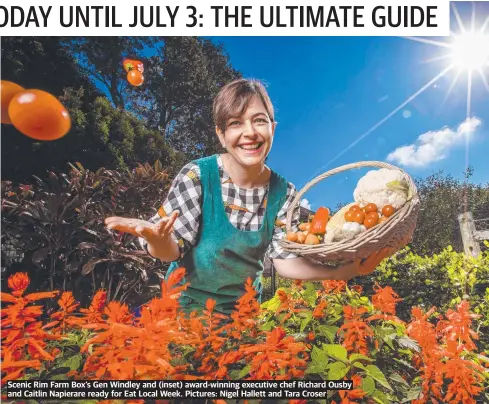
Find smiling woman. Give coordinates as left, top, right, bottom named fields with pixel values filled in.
left=105, top=78, right=394, bottom=315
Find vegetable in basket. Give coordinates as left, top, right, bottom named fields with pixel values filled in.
left=353, top=168, right=410, bottom=210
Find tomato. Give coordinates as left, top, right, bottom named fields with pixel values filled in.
left=1, top=81, right=25, bottom=124
left=344, top=211, right=355, bottom=222
left=364, top=217, right=378, bottom=229
left=366, top=212, right=379, bottom=222
left=8, top=89, right=71, bottom=141
left=127, top=70, right=144, bottom=86
left=123, top=58, right=144, bottom=73
left=310, top=206, right=329, bottom=234
left=286, top=232, right=298, bottom=242
left=364, top=203, right=378, bottom=214
left=349, top=205, right=362, bottom=212
left=297, top=232, right=306, bottom=244
left=382, top=205, right=395, bottom=217
left=352, top=210, right=365, bottom=224
left=298, top=223, right=310, bottom=231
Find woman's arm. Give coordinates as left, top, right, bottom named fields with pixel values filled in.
left=105, top=214, right=181, bottom=262
left=272, top=247, right=393, bottom=281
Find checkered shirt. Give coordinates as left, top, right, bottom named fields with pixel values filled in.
left=140, top=155, right=300, bottom=260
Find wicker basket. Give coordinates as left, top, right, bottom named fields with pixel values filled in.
left=280, top=161, right=420, bottom=264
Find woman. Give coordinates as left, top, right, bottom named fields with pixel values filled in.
left=105, top=79, right=394, bottom=314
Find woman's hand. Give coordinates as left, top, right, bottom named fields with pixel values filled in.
left=105, top=211, right=178, bottom=241
left=354, top=247, right=395, bottom=276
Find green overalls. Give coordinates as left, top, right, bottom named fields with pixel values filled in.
left=165, top=155, right=288, bottom=315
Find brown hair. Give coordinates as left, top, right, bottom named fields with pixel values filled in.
left=213, top=79, right=275, bottom=133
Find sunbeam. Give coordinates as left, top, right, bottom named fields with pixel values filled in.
left=401, top=37, right=451, bottom=48
left=438, top=69, right=463, bottom=115
left=308, top=3, right=488, bottom=187
left=308, top=65, right=453, bottom=178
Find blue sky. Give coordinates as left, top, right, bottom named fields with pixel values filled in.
left=208, top=1, right=489, bottom=211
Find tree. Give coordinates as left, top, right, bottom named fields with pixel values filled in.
left=63, top=37, right=157, bottom=109
left=133, top=37, right=241, bottom=161
left=410, top=167, right=489, bottom=255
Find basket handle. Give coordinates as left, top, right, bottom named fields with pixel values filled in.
left=285, top=161, right=417, bottom=232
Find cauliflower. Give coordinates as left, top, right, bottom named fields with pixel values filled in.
left=353, top=168, right=410, bottom=210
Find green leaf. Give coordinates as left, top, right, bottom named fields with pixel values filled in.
left=392, top=357, right=417, bottom=370
left=401, top=386, right=422, bottom=402
left=300, top=312, right=313, bottom=332
left=386, top=180, right=408, bottom=193
left=228, top=369, right=242, bottom=379
left=261, top=295, right=281, bottom=311
left=349, top=353, right=373, bottom=363
left=59, top=354, right=82, bottom=371
left=303, top=283, right=318, bottom=306
left=397, top=336, right=420, bottom=352
left=327, top=362, right=350, bottom=380
left=383, top=333, right=396, bottom=349
left=389, top=372, right=410, bottom=389
left=323, top=344, right=348, bottom=362
left=372, top=389, right=391, bottom=404
left=239, top=365, right=251, bottom=379
left=311, top=346, right=329, bottom=368
left=353, top=362, right=367, bottom=371
left=305, top=364, right=324, bottom=375
left=362, top=376, right=376, bottom=395
left=260, top=321, right=275, bottom=331
left=44, top=366, right=70, bottom=378
left=366, top=365, right=393, bottom=391
left=317, top=325, right=338, bottom=343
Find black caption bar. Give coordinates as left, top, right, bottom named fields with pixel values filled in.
left=6, top=380, right=353, bottom=400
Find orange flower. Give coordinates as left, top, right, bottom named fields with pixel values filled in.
left=321, top=280, right=346, bottom=294
left=7, top=273, right=30, bottom=296
left=44, top=291, right=81, bottom=332
left=440, top=300, right=480, bottom=352
left=313, top=299, right=327, bottom=319
left=79, top=290, right=107, bottom=324
left=338, top=306, right=373, bottom=354
left=371, top=283, right=402, bottom=315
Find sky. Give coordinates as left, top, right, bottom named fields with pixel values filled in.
left=207, top=1, right=489, bottom=211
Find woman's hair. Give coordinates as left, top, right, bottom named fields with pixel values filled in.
left=213, top=79, right=275, bottom=133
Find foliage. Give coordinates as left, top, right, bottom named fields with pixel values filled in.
left=1, top=36, right=239, bottom=181
left=62, top=37, right=157, bottom=109
left=2, top=271, right=488, bottom=404
left=133, top=37, right=241, bottom=160
left=1, top=161, right=176, bottom=309
left=354, top=243, right=489, bottom=353
left=59, top=91, right=185, bottom=173
left=411, top=168, right=489, bottom=255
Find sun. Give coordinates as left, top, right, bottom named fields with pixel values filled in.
left=451, top=31, right=489, bottom=70
left=313, top=2, right=489, bottom=173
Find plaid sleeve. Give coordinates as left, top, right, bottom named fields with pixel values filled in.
left=139, top=162, right=202, bottom=259
left=267, top=182, right=301, bottom=260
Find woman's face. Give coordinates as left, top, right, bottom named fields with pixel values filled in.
left=217, top=96, right=275, bottom=168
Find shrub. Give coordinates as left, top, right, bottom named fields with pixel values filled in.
left=1, top=161, right=175, bottom=309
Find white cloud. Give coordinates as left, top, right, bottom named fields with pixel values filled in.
left=387, top=117, right=482, bottom=168
left=378, top=95, right=389, bottom=103
left=300, top=199, right=312, bottom=210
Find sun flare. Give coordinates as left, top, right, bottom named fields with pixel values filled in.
left=451, top=32, right=489, bottom=70
left=315, top=3, right=489, bottom=176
